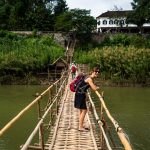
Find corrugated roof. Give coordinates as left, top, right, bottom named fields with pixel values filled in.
left=96, top=10, right=133, bottom=19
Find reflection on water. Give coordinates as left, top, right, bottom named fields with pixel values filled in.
left=0, top=86, right=150, bottom=150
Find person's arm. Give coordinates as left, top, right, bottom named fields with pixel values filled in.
left=86, top=78, right=99, bottom=91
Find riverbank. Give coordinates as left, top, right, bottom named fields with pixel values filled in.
left=0, top=74, right=149, bottom=87
left=1, top=32, right=149, bottom=86
left=0, top=75, right=50, bottom=85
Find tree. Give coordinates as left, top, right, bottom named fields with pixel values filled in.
left=25, top=1, right=54, bottom=31
left=0, top=0, right=11, bottom=29
left=70, top=9, right=96, bottom=43
left=55, top=8, right=96, bottom=43
left=0, top=0, right=55, bottom=30
left=126, top=0, right=150, bottom=33
left=55, top=11, right=72, bottom=31
left=54, top=0, right=68, bottom=16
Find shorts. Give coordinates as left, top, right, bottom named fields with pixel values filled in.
left=74, top=93, right=87, bottom=110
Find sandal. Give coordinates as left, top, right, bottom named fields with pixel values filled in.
left=84, top=127, right=90, bottom=130
left=78, top=128, right=88, bottom=132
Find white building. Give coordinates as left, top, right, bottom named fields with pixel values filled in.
left=96, top=10, right=150, bottom=33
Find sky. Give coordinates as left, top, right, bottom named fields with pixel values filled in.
left=66, top=0, right=133, bottom=18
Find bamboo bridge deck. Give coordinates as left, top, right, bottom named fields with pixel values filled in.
left=45, top=74, right=100, bottom=150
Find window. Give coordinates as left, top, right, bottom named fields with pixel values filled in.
left=114, top=19, right=118, bottom=25
left=109, top=20, right=113, bottom=25
left=103, top=20, right=107, bottom=25
left=97, top=21, right=101, bottom=25
left=120, top=20, right=125, bottom=25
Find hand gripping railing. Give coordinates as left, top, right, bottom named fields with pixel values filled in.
left=89, top=90, right=133, bottom=150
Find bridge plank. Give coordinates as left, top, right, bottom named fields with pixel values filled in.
left=46, top=74, right=100, bottom=150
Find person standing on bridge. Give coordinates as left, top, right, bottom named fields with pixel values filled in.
left=70, top=62, right=77, bottom=79
left=74, top=67, right=100, bottom=132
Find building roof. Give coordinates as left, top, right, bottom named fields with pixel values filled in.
left=49, top=57, right=68, bottom=67
left=96, top=10, right=133, bottom=19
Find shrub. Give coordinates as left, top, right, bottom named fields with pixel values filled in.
left=74, top=46, right=150, bottom=84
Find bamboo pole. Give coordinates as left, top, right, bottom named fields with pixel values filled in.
left=21, top=99, right=56, bottom=150
left=100, top=91, right=105, bottom=149
left=95, top=91, right=132, bottom=150
left=47, top=89, right=52, bottom=129
left=37, top=101, right=44, bottom=150
left=86, top=109, right=99, bottom=150
left=0, top=73, right=65, bottom=137
left=87, top=92, right=112, bottom=150
left=21, top=78, right=67, bottom=150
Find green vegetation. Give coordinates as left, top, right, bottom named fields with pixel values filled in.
left=0, top=0, right=96, bottom=43
left=0, top=0, right=150, bottom=85
left=75, top=34, right=150, bottom=85
left=0, top=31, right=64, bottom=84
left=55, top=8, right=96, bottom=43
left=127, top=0, right=150, bottom=33
left=0, top=0, right=68, bottom=31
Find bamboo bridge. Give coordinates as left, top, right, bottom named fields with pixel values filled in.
left=0, top=37, right=133, bottom=150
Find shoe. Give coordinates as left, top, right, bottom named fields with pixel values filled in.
left=84, top=127, right=90, bottom=130
left=78, top=128, right=89, bottom=132
left=83, top=125, right=90, bottom=130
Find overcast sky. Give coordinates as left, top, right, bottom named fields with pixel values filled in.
left=66, top=0, right=133, bottom=17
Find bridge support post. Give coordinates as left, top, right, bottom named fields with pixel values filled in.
left=48, top=89, right=52, bottom=127
left=37, top=101, right=45, bottom=150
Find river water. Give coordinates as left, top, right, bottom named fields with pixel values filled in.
left=0, top=85, right=150, bottom=150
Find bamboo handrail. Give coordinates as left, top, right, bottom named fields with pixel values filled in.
left=86, top=107, right=99, bottom=150
left=21, top=77, right=67, bottom=150
left=0, top=72, right=66, bottom=137
left=87, top=92, right=112, bottom=150
left=95, top=91, right=132, bottom=150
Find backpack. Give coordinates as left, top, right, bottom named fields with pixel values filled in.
left=69, top=73, right=85, bottom=92
left=71, top=65, right=77, bottom=73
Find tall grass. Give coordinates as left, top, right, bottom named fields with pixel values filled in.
left=0, top=31, right=64, bottom=77
left=74, top=46, right=150, bottom=85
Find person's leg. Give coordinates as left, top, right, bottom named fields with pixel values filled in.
left=73, top=73, right=75, bottom=79
left=79, top=109, right=87, bottom=130
left=71, top=73, right=74, bottom=79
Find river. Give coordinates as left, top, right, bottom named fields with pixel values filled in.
left=0, top=85, right=150, bottom=150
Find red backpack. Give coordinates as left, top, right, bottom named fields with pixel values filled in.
left=69, top=73, right=85, bottom=92
left=71, top=65, right=77, bottom=73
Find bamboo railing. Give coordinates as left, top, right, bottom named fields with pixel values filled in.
left=87, top=90, right=133, bottom=150
left=0, top=71, right=68, bottom=150
left=21, top=77, right=68, bottom=150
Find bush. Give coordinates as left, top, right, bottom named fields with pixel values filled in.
left=0, top=32, right=65, bottom=78
left=100, top=33, right=150, bottom=48
left=74, top=46, right=150, bottom=84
